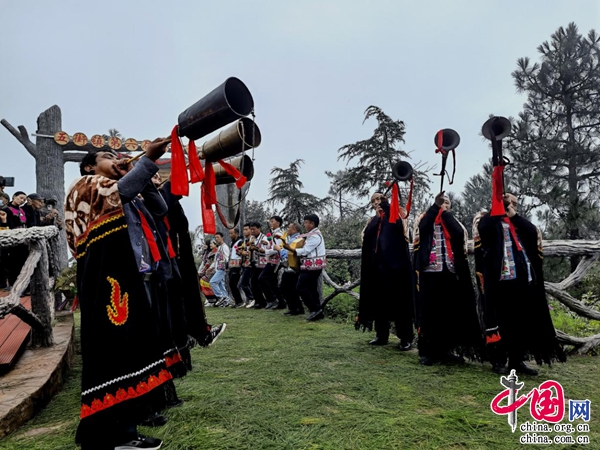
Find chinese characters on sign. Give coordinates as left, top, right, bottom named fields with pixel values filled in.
left=53, top=131, right=70, bottom=145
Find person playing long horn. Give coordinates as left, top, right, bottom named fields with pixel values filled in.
left=355, top=192, right=414, bottom=349
left=473, top=193, right=565, bottom=375
left=412, top=192, right=483, bottom=366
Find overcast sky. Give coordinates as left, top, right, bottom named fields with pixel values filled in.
left=1, top=0, right=599, bottom=230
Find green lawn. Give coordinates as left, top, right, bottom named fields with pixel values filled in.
left=1, top=308, right=599, bottom=450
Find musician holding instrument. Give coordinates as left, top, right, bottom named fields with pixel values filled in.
left=238, top=223, right=256, bottom=308
left=355, top=192, right=414, bottom=350
left=259, top=216, right=287, bottom=310
left=278, top=223, right=305, bottom=316
left=248, top=221, right=268, bottom=309
left=412, top=192, right=483, bottom=366
left=228, top=227, right=245, bottom=307
left=282, top=214, right=326, bottom=321
left=65, top=140, right=171, bottom=450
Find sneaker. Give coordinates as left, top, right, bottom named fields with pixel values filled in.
left=204, top=300, right=214, bottom=307
left=234, top=302, right=246, bottom=308
left=214, top=297, right=226, bottom=307
left=245, top=300, right=256, bottom=309
left=265, top=301, right=278, bottom=309
left=205, top=323, right=227, bottom=347
left=115, top=435, right=163, bottom=449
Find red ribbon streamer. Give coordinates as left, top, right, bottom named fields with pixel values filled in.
left=188, top=140, right=205, bottom=184
left=403, top=178, right=414, bottom=219
left=162, top=217, right=177, bottom=259
left=217, top=159, right=247, bottom=189
left=201, top=163, right=217, bottom=235
left=170, top=125, right=189, bottom=196
left=137, top=209, right=162, bottom=263
left=201, top=184, right=216, bottom=235
left=503, top=217, right=522, bottom=252
left=434, top=207, right=454, bottom=262
left=491, top=165, right=506, bottom=217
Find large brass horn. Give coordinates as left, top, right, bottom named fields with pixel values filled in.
left=482, top=116, right=511, bottom=141
left=392, top=161, right=413, bottom=181
left=212, top=155, right=254, bottom=186
left=178, top=77, right=254, bottom=141
left=434, top=128, right=460, bottom=150
left=199, top=118, right=261, bottom=163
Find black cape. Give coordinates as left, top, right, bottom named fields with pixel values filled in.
left=413, top=204, right=483, bottom=359
left=357, top=202, right=414, bottom=341
left=475, top=212, right=565, bottom=364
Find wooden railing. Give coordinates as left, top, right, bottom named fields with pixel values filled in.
left=0, top=226, right=60, bottom=347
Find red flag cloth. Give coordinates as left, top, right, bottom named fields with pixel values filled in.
left=389, top=183, right=400, bottom=223
left=137, top=209, right=162, bottom=263
left=170, top=125, right=189, bottom=196
left=162, top=217, right=177, bottom=259
left=187, top=140, right=205, bottom=184
left=490, top=165, right=506, bottom=217
left=434, top=207, right=454, bottom=262
left=217, top=159, right=247, bottom=189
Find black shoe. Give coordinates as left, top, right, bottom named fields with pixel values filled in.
left=419, top=356, right=435, bottom=366
left=252, top=303, right=265, bottom=309
left=274, top=301, right=287, bottom=309
left=115, top=435, right=163, bottom=449
left=139, top=412, right=167, bottom=427
left=166, top=397, right=184, bottom=408
left=290, top=309, right=305, bottom=316
left=265, top=301, right=278, bottom=309
left=369, top=337, right=389, bottom=346
left=510, top=361, right=539, bottom=376
left=398, top=340, right=412, bottom=351
left=283, top=310, right=293, bottom=316
left=492, top=363, right=509, bottom=375
left=440, top=352, right=464, bottom=365
left=306, top=310, right=324, bottom=321
left=204, top=323, right=227, bottom=347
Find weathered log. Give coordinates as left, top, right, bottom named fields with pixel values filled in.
left=555, top=330, right=600, bottom=355
left=30, top=240, right=54, bottom=347
left=545, top=284, right=600, bottom=321
left=321, top=271, right=360, bottom=309
left=0, top=226, right=58, bottom=247
left=547, top=254, right=599, bottom=291
left=326, top=240, right=600, bottom=259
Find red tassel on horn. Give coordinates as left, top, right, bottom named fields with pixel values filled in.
left=491, top=165, right=506, bottom=217
left=217, top=159, right=247, bottom=189
left=170, top=125, right=189, bottom=196
left=389, top=183, right=400, bottom=223
left=188, top=140, right=205, bottom=183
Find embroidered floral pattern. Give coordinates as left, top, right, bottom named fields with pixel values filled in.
left=80, top=369, right=172, bottom=419
left=500, top=222, right=516, bottom=281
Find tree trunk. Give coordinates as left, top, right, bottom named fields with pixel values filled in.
left=565, top=107, right=580, bottom=272
left=35, top=106, right=68, bottom=271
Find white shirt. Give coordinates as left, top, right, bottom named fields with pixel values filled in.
left=295, top=228, right=326, bottom=259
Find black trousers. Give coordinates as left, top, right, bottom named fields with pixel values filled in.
left=239, top=267, right=254, bottom=301
left=250, top=266, right=267, bottom=306
left=228, top=268, right=243, bottom=304
left=375, top=320, right=410, bottom=343
left=297, top=270, right=322, bottom=312
left=281, top=270, right=302, bottom=312
left=258, top=264, right=284, bottom=304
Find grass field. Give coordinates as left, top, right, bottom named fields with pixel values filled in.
left=1, top=307, right=598, bottom=450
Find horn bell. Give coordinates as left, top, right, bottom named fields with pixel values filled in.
left=482, top=116, right=511, bottom=141
left=178, top=77, right=254, bottom=141
left=434, top=128, right=460, bottom=150
left=200, top=118, right=262, bottom=163
left=213, top=155, right=254, bottom=186
left=392, top=161, right=413, bottom=181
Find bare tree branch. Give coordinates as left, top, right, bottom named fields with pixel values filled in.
left=1, top=119, right=36, bottom=157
